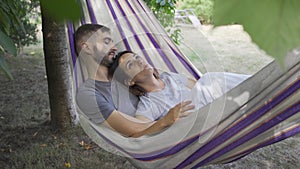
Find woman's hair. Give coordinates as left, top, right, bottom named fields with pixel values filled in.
left=109, top=50, right=133, bottom=81
left=109, top=50, right=159, bottom=96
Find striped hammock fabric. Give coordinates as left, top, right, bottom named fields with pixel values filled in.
left=66, top=0, right=300, bottom=168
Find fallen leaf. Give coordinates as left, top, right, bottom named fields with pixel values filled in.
left=79, top=140, right=84, bottom=146
left=33, top=131, right=39, bottom=137
left=84, top=144, right=91, bottom=150
left=40, top=144, right=47, bottom=147
left=52, top=135, right=57, bottom=139
left=58, top=143, right=66, bottom=147
left=65, top=162, right=71, bottom=168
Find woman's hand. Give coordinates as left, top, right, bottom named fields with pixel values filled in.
left=163, top=101, right=195, bottom=126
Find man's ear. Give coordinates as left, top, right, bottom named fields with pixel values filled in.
left=81, top=42, right=92, bottom=55
left=124, top=79, right=135, bottom=86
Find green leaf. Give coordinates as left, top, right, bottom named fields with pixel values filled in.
left=213, top=0, right=300, bottom=66
left=6, top=0, right=26, bottom=33
left=40, top=0, right=81, bottom=21
left=0, top=51, right=13, bottom=80
left=0, top=2, right=12, bottom=33
left=0, top=30, right=17, bottom=55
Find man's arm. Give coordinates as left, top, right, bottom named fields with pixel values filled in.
left=105, top=101, right=194, bottom=138
left=135, top=115, right=152, bottom=123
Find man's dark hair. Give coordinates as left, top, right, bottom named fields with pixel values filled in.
left=74, top=24, right=110, bottom=55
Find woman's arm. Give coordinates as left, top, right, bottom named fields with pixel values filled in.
left=187, top=78, right=196, bottom=89
left=105, top=101, right=194, bottom=137
left=167, top=71, right=196, bottom=89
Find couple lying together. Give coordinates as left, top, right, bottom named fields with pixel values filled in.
left=75, top=24, right=249, bottom=138
left=109, top=50, right=249, bottom=122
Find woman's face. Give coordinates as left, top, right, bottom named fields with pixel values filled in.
left=118, top=53, right=153, bottom=83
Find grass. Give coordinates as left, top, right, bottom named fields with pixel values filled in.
left=178, top=24, right=273, bottom=74
left=0, top=48, right=134, bottom=169
left=2, top=124, right=133, bottom=169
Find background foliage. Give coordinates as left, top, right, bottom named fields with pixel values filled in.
left=0, top=0, right=40, bottom=79
left=144, top=0, right=181, bottom=44
left=0, top=0, right=22, bottom=79
left=0, top=0, right=81, bottom=80
left=1, top=0, right=300, bottom=79
left=178, top=0, right=214, bottom=24
left=9, top=0, right=40, bottom=50
left=0, top=0, right=178, bottom=79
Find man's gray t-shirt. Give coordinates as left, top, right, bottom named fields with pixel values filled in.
left=76, top=79, right=116, bottom=124
left=76, top=79, right=139, bottom=124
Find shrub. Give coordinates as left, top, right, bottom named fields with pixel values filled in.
left=177, top=0, right=214, bottom=24
left=9, top=0, right=40, bottom=50
left=144, top=0, right=181, bottom=44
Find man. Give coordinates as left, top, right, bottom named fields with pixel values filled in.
left=75, top=24, right=194, bottom=137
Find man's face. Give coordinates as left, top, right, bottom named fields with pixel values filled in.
left=85, top=30, right=117, bottom=67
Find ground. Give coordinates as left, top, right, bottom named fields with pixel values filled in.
left=0, top=25, right=299, bottom=169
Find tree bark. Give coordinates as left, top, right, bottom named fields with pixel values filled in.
left=40, top=5, right=75, bottom=131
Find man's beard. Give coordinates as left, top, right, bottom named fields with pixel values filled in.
left=99, top=55, right=113, bottom=67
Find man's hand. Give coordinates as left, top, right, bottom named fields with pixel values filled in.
left=163, top=101, right=195, bottom=126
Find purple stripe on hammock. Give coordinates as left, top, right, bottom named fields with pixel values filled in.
left=82, top=79, right=299, bottom=162
left=89, top=123, right=132, bottom=157
left=167, top=43, right=200, bottom=79
left=105, top=0, right=131, bottom=50
left=193, top=101, right=300, bottom=168
left=114, top=1, right=153, bottom=67
left=89, top=107, right=236, bottom=160
left=85, top=0, right=97, bottom=23
left=86, top=0, right=131, bottom=49
left=133, top=129, right=210, bottom=160
left=79, top=1, right=86, bottom=24
left=88, top=121, right=210, bottom=160
left=90, top=111, right=230, bottom=160
left=73, top=0, right=199, bottom=159
left=225, top=124, right=300, bottom=164
left=78, top=3, right=93, bottom=83
left=78, top=19, right=89, bottom=83
left=137, top=79, right=299, bottom=162
left=176, top=78, right=300, bottom=169
left=123, top=0, right=177, bottom=72
left=67, top=23, right=77, bottom=67
left=136, top=0, right=150, bottom=16
left=136, top=0, right=200, bottom=76
left=67, top=23, right=78, bottom=90
left=84, top=78, right=299, bottom=161
left=138, top=78, right=299, bottom=161
left=73, top=0, right=298, bottom=164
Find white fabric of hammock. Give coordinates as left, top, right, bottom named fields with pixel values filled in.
left=65, top=0, right=300, bottom=168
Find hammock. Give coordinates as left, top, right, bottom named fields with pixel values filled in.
left=66, top=0, right=300, bottom=168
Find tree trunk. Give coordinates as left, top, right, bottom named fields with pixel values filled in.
left=40, top=5, right=75, bottom=131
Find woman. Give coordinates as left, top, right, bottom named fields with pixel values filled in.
left=110, top=50, right=249, bottom=122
